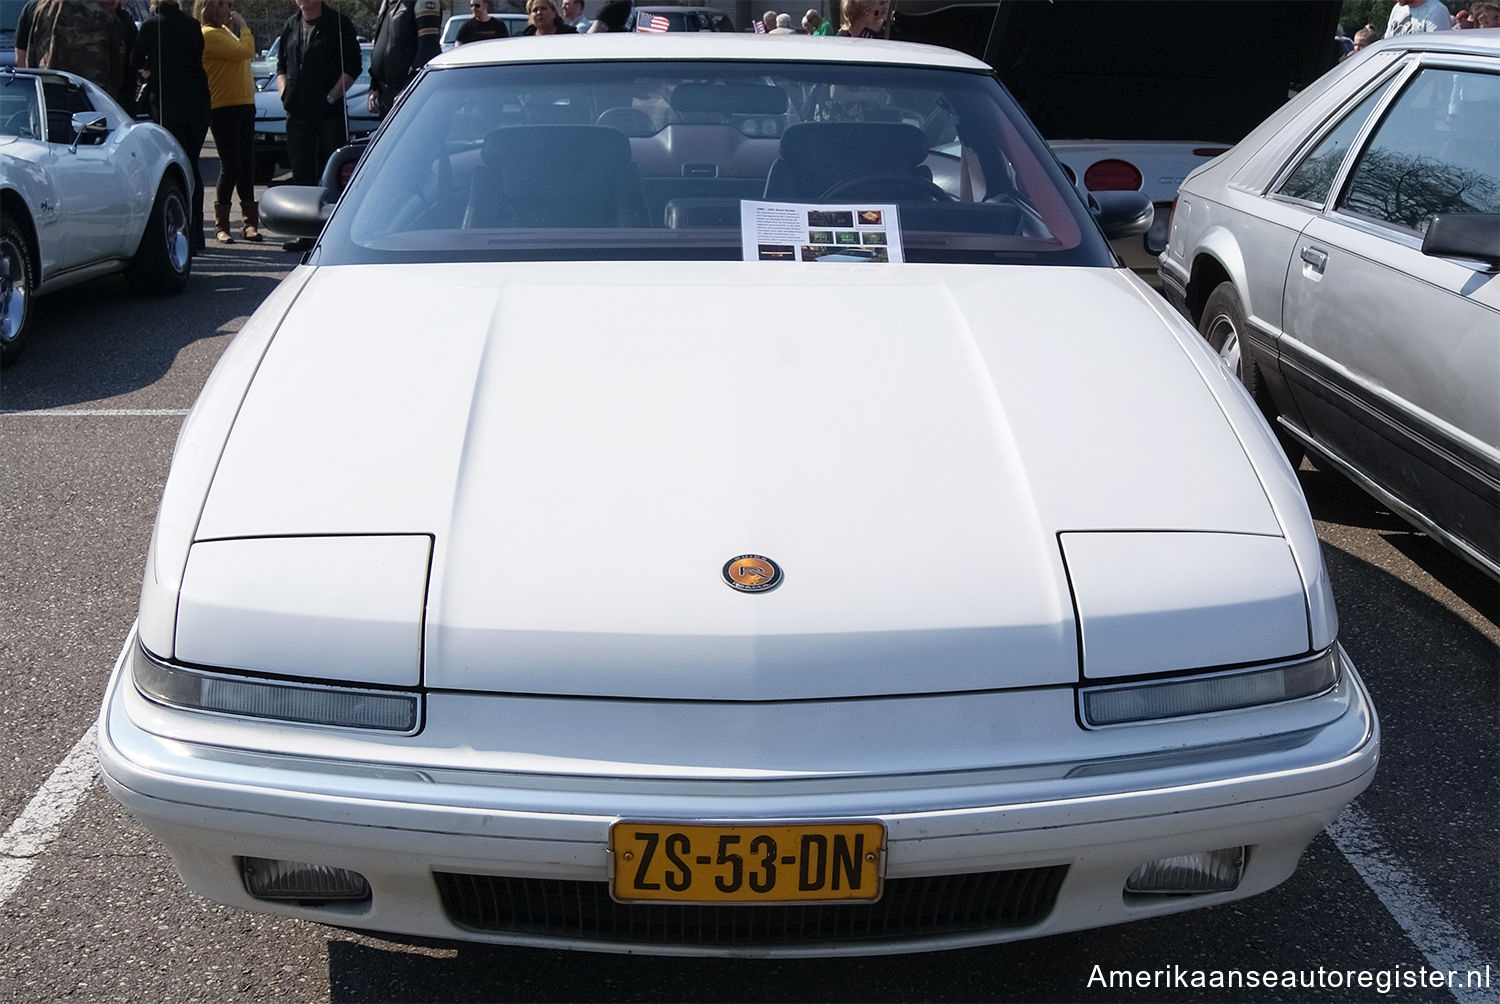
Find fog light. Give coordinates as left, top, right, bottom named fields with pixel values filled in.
left=1126, top=847, right=1245, bottom=895
left=241, top=857, right=371, bottom=902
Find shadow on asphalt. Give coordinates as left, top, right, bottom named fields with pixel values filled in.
left=1296, top=459, right=1498, bottom=624
left=0, top=244, right=289, bottom=411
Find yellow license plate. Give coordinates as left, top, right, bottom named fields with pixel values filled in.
left=609, top=821, right=886, bottom=904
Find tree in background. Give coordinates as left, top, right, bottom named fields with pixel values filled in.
left=1341, top=0, right=1399, bottom=36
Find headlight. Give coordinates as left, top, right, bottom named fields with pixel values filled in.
left=1079, top=646, right=1341, bottom=727
left=131, top=642, right=421, bottom=733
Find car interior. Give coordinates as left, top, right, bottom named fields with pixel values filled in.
left=0, top=76, right=107, bottom=146
left=333, top=61, right=1097, bottom=263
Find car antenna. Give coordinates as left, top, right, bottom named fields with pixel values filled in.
left=981, top=0, right=1008, bottom=69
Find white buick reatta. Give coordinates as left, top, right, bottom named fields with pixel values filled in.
left=98, top=35, right=1378, bottom=957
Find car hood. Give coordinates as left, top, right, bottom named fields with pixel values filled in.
left=254, top=83, right=371, bottom=122
left=192, top=262, right=1288, bottom=699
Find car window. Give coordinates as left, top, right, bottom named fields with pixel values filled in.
left=40, top=78, right=98, bottom=145
left=1275, top=85, right=1390, bottom=206
left=0, top=77, right=42, bottom=140
left=324, top=60, right=1108, bottom=268
left=1339, top=67, right=1500, bottom=233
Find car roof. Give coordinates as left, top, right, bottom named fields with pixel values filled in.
left=1362, top=27, right=1500, bottom=57
left=430, top=33, right=992, bottom=71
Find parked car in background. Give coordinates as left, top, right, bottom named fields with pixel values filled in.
left=893, top=0, right=1344, bottom=273
left=1, top=67, right=193, bottom=364
left=252, top=42, right=375, bottom=181
left=0, top=0, right=20, bottom=70
left=439, top=12, right=529, bottom=51
left=624, top=6, right=737, bottom=31
left=250, top=36, right=279, bottom=86
left=1160, top=30, right=1499, bottom=578
left=98, top=35, right=1376, bottom=957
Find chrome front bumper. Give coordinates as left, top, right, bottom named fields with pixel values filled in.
left=98, top=626, right=1379, bottom=957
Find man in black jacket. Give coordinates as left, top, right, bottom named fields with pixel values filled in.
left=276, top=0, right=361, bottom=190
left=368, top=0, right=441, bottom=119
left=134, top=0, right=211, bottom=250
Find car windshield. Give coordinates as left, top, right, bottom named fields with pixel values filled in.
left=322, top=59, right=1109, bottom=266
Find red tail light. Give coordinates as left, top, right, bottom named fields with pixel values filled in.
left=1083, top=159, right=1143, bottom=192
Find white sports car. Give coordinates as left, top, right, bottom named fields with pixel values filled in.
left=98, top=36, right=1378, bottom=957
left=0, top=67, right=193, bottom=364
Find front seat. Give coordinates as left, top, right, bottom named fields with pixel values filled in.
left=763, top=122, right=931, bottom=201
left=464, top=125, right=650, bottom=229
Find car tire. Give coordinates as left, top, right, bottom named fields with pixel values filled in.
left=0, top=218, right=34, bottom=366
left=1200, top=281, right=1260, bottom=397
left=1200, top=281, right=1303, bottom=466
left=124, top=176, right=192, bottom=295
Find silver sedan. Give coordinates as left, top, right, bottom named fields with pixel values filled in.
left=1160, top=30, right=1499, bottom=579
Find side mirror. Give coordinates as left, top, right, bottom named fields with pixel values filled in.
left=1422, top=213, right=1499, bottom=271
left=1089, top=190, right=1154, bottom=241
left=68, top=111, right=109, bottom=153
left=261, top=143, right=367, bottom=239
left=260, top=185, right=332, bottom=238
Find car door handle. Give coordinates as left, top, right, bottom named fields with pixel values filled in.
left=1300, top=246, right=1328, bottom=274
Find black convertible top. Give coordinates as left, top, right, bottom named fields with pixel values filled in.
left=891, top=0, right=1342, bottom=143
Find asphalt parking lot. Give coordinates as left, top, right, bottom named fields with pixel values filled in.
left=0, top=151, right=1494, bottom=1003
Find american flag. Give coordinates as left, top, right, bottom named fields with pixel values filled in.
left=637, top=14, right=671, bottom=32
left=753, top=19, right=766, bottom=32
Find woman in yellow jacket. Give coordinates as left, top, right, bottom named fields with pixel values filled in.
left=196, top=0, right=261, bottom=242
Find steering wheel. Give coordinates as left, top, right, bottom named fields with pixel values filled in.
left=820, top=173, right=956, bottom=203
left=3, top=111, right=35, bottom=138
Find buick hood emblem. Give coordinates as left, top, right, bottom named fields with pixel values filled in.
left=722, top=554, right=783, bottom=593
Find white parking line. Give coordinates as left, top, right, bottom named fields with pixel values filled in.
left=0, top=725, right=98, bottom=909
left=0, top=409, right=190, bottom=417
left=1328, top=804, right=1497, bottom=1004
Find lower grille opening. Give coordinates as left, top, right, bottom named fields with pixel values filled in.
left=434, top=867, right=1068, bottom=946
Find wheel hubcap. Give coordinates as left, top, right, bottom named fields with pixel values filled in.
left=0, top=245, right=23, bottom=344
left=1206, top=313, right=1241, bottom=379
left=164, top=194, right=190, bottom=272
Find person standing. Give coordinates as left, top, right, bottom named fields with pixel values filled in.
left=276, top=0, right=360, bottom=202
left=562, top=0, right=592, bottom=33
left=13, top=0, right=37, bottom=68
left=1471, top=1, right=1500, bottom=26
left=24, top=0, right=130, bottom=101
left=135, top=0, right=212, bottom=251
left=115, top=0, right=140, bottom=109
left=1343, top=23, right=1378, bottom=58
left=587, top=0, right=631, bottom=33
left=457, top=1, right=509, bottom=42
left=197, top=0, right=261, bottom=243
left=1386, top=0, right=1453, bottom=34
left=368, top=0, right=441, bottom=120
left=837, top=0, right=889, bottom=37
left=522, top=0, right=575, bottom=35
